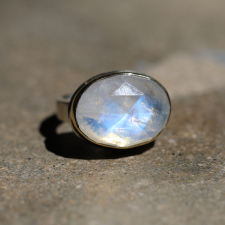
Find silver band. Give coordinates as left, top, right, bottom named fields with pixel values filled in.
left=56, top=94, right=72, bottom=122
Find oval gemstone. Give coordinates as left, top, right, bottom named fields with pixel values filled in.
left=75, top=74, right=171, bottom=148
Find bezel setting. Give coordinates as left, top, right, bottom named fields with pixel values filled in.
left=68, top=70, right=172, bottom=149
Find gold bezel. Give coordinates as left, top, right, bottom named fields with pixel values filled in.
left=68, top=70, right=172, bottom=149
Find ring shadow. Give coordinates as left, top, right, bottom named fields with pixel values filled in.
left=39, top=115, right=155, bottom=160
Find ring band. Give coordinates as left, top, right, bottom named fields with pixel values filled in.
left=57, top=70, right=171, bottom=149
left=57, top=94, right=72, bottom=122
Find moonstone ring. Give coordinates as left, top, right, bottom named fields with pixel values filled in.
left=57, top=70, right=171, bottom=149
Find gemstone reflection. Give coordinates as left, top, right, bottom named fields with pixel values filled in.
left=75, top=74, right=170, bottom=148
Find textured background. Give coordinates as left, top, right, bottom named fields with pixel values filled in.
left=1, top=0, right=225, bottom=224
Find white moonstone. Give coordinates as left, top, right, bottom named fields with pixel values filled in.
left=76, top=75, right=170, bottom=148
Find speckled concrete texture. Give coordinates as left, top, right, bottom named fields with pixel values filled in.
left=1, top=1, right=225, bottom=225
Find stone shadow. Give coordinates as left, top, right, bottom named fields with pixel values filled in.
left=39, top=114, right=155, bottom=160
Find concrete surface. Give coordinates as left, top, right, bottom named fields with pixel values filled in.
left=1, top=0, right=225, bottom=224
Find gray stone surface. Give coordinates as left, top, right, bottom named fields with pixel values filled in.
left=1, top=0, right=225, bottom=225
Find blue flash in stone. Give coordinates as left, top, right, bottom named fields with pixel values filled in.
left=75, top=74, right=170, bottom=148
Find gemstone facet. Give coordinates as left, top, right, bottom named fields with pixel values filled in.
left=75, top=73, right=171, bottom=148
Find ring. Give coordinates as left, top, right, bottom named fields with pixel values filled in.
left=57, top=70, right=171, bottom=149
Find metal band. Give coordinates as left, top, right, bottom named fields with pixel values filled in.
left=56, top=94, right=72, bottom=122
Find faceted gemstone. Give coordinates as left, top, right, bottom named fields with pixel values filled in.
left=76, top=75, right=171, bottom=148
